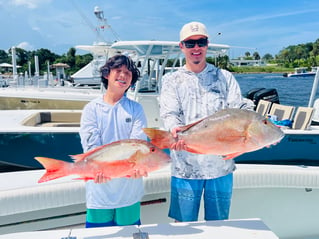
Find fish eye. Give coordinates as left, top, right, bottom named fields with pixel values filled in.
left=262, top=119, right=268, bottom=125
left=150, top=147, right=156, bottom=152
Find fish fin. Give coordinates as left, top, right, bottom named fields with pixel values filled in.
left=34, top=157, right=70, bottom=183
left=179, top=118, right=206, bottom=131
left=222, top=152, right=243, bottom=160
left=185, top=147, right=206, bottom=154
left=70, top=153, right=86, bottom=162
left=142, top=128, right=175, bottom=149
left=70, top=144, right=108, bottom=162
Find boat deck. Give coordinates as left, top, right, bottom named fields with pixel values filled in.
left=1, top=164, right=319, bottom=238
left=0, top=218, right=278, bottom=239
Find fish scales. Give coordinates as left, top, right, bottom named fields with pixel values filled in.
left=143, top=108, right=284, bottom=159
left=35, top=139, right=170, bottom=183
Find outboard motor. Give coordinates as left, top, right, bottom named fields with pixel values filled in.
left=244, top=88, right=280, bottom=110
left=244, top=88, right=265, bottom=101
left=253, top=88, right=280, bottom=105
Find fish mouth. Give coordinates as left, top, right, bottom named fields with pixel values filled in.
left=266, top=134, right=285, bottom=148
left=266, top=141, right=280, bottom=148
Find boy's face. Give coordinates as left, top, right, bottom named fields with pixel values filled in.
left=107, top=65, right=133, bottom=93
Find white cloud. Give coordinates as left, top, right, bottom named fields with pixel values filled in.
left=17, top=42, right=34, bottom=51
left=10, top=0, right=51, bottom=9
left=32, top=26, right=41, bottom=32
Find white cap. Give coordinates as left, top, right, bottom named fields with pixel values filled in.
left=180, top=21, right=209, bottom=42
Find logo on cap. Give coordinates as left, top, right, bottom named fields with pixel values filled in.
left=190, top=24, right=200, bottom=33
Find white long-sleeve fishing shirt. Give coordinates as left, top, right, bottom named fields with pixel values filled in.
left=160, top=63, right=249, bottom=179
left=79, top=95, right=147, bottom=209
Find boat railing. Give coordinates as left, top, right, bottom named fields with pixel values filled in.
left=308, top=67, right=319, bottom=107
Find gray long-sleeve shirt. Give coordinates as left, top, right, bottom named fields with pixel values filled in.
left=79, top=95, right=147, bottom=209
left=160, top=63, right=247, bottom=179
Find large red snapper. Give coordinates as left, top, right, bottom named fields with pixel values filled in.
left=35, top=139, right=170, bottom=183
left=143, top=108, right=285, bottom=159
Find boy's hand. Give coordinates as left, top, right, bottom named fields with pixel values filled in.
left=94, top=172, right=110, bottom=183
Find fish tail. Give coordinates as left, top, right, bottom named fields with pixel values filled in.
left=34, top=157, right=70, bottom=183
left=142, top=128, right=175, bottom=149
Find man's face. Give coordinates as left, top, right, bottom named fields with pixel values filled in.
left=180, top=35, right=208, bottom=65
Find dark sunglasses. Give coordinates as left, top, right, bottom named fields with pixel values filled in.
left=182, top=38, right=208, bottom=48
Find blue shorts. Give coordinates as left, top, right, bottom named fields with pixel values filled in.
left=86, top=202, right=141, bottom=228
left=169, top=174, right=233, bottom=222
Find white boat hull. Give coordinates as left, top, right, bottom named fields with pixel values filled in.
left=1, top=164, right=319, bottom=239
left=0, top=87, right=100, bottom=110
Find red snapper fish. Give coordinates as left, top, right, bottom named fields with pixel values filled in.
left=35, top=139, right=170, bottom=183
left=143, top=108, right=285, bottom=159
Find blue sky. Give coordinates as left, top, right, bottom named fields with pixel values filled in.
left=1, top=0, right=319, bottom=59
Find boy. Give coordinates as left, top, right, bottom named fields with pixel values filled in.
left=79, top=54, right=147, bottom=227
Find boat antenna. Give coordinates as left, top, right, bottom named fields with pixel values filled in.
left=70, top=1, right=120, bottom=44
left=93, top=6, right=121, bottom=42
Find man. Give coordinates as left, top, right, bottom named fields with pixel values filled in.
left=160, top=21, right=248, bottom=222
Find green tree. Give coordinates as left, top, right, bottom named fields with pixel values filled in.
left=31, top=48, right=60, bottom=73
left=8, top=47, right=30, bottom=66
left=66, top=47, right=76, bottom=68
left=0, top=50, right=9, bottom=63
left=253, top=52, right=260, bottom=60
left=262, top=53, right=273, bottom=61
left=72, top=53, right=93, bottom=74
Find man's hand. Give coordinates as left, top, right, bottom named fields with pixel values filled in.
left=170, top=127, right=187, bottom=151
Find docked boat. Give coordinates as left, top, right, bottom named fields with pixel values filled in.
left=1, top=164, right=319, bottom=239
left=1, top=8, right=319, bottom=237
left=0, top=6, right=121, bottom=110
left=236, top=69, right=319, bottom=166
left=286, top=66, right=318, bottom=77
left=0, top=109, right=82, bottom=169
left=0, top=86, right=101, bottom=110
left=1, top=52, right=319, bottom=239
left=0, top=45, right=103, bottom=110
left=0, top=40, right=230, bottom=169
left=2, top=38, right=319, bottom=169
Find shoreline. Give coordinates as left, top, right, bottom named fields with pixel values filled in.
left=232, top=71, right=287, bottom=74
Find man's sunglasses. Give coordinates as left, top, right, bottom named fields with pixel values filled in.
left=182, top=38, right=208, bottom=48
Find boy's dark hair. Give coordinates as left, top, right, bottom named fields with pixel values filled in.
left=100, top=54, right=140, bottom=91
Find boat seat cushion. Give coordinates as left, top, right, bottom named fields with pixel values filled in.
left=269, top=103, right=295, bottom=121
left=292, top=107, right=314, bottom=130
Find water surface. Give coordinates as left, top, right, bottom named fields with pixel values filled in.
left=235, top=73, right=319, bottom=107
